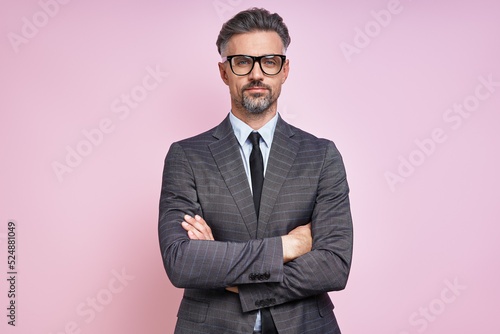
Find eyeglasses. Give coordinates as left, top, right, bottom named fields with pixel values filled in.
left=222, top=54, right=286, bottom=76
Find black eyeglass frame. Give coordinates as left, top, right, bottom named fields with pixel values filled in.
left=222, top=54, right=287, bottom=76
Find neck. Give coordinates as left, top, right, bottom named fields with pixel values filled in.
left=231, top=102, right=278, bottom=130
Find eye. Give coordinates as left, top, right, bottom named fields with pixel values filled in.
left=262, top=56, right=279, bottom=67
left=233, top=56, right=252, bottom=67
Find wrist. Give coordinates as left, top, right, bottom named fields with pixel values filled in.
left=281, top=235, right=295, bottom=263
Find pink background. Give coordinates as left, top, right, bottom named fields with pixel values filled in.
left=2, top=0, right=499, bottom=333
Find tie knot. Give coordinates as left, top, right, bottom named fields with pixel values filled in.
left=248, top=132, right=261, bottom=147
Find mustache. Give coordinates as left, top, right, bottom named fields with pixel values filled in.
left=242, top=81, right=271, bottom=91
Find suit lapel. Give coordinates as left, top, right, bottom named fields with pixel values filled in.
left=257, top=116, right=299, bottom=238
left=208, top=115, right=258, bottom=238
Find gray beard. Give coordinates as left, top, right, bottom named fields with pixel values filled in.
left=241, top=91, right=274, bottom=114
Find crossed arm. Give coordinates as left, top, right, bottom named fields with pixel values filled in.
left=181, top=214, right=312, bottom=293
left=182, top=214, right=313, bottom=264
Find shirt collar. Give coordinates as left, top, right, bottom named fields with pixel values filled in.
left=229, top=111, right=279, bottom=147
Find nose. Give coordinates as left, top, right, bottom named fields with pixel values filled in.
left=248, top=60, right=265, bottom=81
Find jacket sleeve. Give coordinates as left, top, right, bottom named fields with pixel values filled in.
left=158, top=142, right=284, bottom=289
left=237, top=141, right=353, bottom=312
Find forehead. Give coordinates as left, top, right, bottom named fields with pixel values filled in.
left=225, top=30, right=284, bottom=56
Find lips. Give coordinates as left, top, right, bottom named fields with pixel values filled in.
left=246, top=87, right=267, bottom=92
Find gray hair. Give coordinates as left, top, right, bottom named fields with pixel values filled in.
left=216, top=8, right=291, bottom=55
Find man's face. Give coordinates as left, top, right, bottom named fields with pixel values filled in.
left=218, top=30, right=289, bottom=116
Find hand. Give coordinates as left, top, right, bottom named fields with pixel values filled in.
left=181, top=215, right=214, bottom=240
left=281, top=223, right=312, bottom=263
left=182, top=215, right=238, bottom=293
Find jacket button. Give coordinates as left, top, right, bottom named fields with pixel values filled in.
left=249, top=273, right=255, bottom=280
left=264, top=272, right=270, bottom=280
left=255, top=300, right=261, bottom=307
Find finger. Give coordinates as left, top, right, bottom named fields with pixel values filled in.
left=182, top=215, right=205, bottom=239
left=187, top=230, right=199, bottom=240
left=185, top=215, right=206, bottom=232
left=183, top=215, right=214, bottom=240
left=182, top=221, right=205, bottom=240
left=181, top=219, right=191, bottom=231
left=184, top=214, right=197, bottom=225
left=194, top=215, right=214, bottom=240
left=186, top=215, right=213, bottom=240
left=186, top=223, right=205, bottom=240
left=181, top=216, right=197, bottom=232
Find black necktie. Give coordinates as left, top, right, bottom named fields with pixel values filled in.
left=249, top=132, right=264, bottom=219
left=249, top=132, right=277, bottom=334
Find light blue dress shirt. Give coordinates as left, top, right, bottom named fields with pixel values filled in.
left=228, top=110, right=279, bottom=331
left=229, top=111, right=278, bottom=190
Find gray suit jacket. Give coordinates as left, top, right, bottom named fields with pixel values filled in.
left=159, top=114, right=353, bottom=333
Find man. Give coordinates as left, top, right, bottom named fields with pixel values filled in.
left=159, top=8, right=353, bottom=334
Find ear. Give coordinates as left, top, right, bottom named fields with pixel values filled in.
left=218, top=62, right=229, bottom=86
left=281, top=59, right=290, bottom=84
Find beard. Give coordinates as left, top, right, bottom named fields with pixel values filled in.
left=239, top=82, right=278, bottom=114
